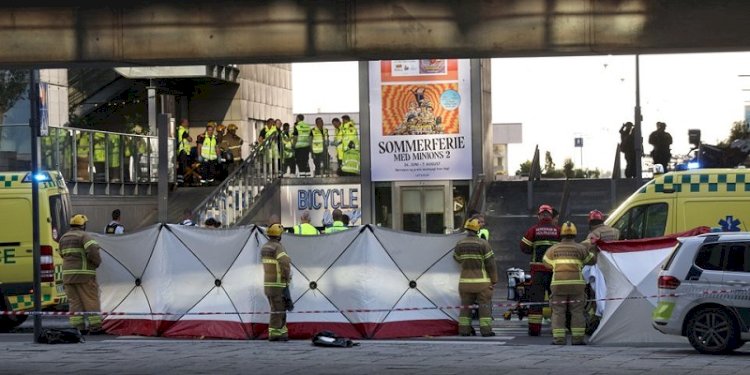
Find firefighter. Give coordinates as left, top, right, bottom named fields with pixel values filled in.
left=222, top=123, right=244, bottom=163
left=472, top=213, right=490, bottom=241
left=261, top=223, right=291, bottom=341
left=454, top=218, right=498, bottom=337
left=59, top=214, right=103, bottom=334
left=583, top=210, right=620, bottom=245
left=104, top=209, right=125, bottom=235
left=520, top=204, right=561, bottom=336
left=293, top=210, right=319, bottom=235
left=543, top=221, right=597, bottom=345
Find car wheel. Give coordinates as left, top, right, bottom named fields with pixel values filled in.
left=686, top=307, right=740, bottom=354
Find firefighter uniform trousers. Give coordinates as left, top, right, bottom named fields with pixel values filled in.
left=458, top=283, right=493, bottom=335
left=527, top=267, right=552, bottom=336
left=65, top=279, right=102, bottom=330
left=550, top=285, right=586, bottom=344
left=265, top=288, right=288, bottom=339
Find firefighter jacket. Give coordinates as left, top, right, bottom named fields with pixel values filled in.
left=520, top=218, right=560, bottom=266
left=453, top=235, right=498, bottom=285
left=221, top=132, right=243, bottom=159
left=582, top=224, right=620, bottom=252
left=293, top=222, right=319, bottom=235
left=59, top=228, right=101, bottom=284
left=261, top=239, right=291, bottom=291
left=542, top=238, right=596, bottom=288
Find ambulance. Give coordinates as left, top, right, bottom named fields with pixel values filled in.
left=606, top=168, right=750, bottom=239
left=0, top=171, right=69, bottom=331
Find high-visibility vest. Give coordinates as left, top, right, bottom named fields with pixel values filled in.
left=77, top=133, right=90, bottom=158
left=341, top=148, right=360, bottom=174
left=324, top=221, right=348, bottom=233
left=177, top=127, right=192, bottom=155
left=294, top=121, right=312, bottom=148
left=293, top=223, right=319, bottom=235
left=93, top=133, right=106, bottom=162
left=108, top=135, right=121, bottom=168
left=334, top=127, right=344, bottom=160
left=200, top=135, right=218, bottom=160
left=342, top=121, right=359, bottom=151
left=478, top=228, right=490, bottom=241
left=282, top=132, right=294, bottom=160
left=312, top=127, right=328, bottom=154
left=263, top=126, right=279, bottom=159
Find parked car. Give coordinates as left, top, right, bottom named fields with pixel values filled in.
left=652, top=232, right=750, bottom=354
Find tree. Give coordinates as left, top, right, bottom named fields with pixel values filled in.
left=563, top=158, right=575, bottom=178
left=0, top=70, right=29, bottom=123
left=544, top=151, right=555, bottom=174
left=516, top=160, right=532, bottom=176
left=717, top=121, right=749, bottom=148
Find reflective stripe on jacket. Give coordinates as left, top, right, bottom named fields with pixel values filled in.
left=200, top=135, right=218, bottom=160
left=453, top=235, right=498, bottom=284
left=178, top=127, right=192, bottom=154
left=520, top=220, right=560, bottom=264
left=341, top=148, right=360, bottom=174
left=59, top=228, right=101, bottom=284
left=294, top=122, right=312, bottom=148
left=324, top=221, right=348, bottom=233
left=261, top=240, right=291, bottom=289
left=542, top=239, right=596, bottom=286
left=478, top=228, right=489, bottom=241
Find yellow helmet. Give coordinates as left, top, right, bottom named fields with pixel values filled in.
left=227, top=123, right=238, bottom=131
left=561, top=221, right=577, bottom=236
left=70, top=214, right=88, bottom=226
left=464, top=218, right=481, bottom=232
left=267, top=223, right=284, bottom=238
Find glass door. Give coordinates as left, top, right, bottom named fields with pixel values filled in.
left=400, top=186, right=446, bottom=234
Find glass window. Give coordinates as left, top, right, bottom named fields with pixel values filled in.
left=374, top=185, right=392, bottom=228
left=725, top=243, right=750, bottom=273
left=48, top=195, right=70, bottom=242
left=694, top=243, right=725, bottom=271
left=612, top=203, right=668, bottom=240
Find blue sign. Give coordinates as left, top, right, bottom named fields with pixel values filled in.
left=718, top=215, right=742, bottom=232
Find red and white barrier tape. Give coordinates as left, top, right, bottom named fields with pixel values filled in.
left=2, top=287, right=748, bottom=316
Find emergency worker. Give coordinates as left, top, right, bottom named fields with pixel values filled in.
left=281, top=123, right=296, bottom=176
left=59, top=214, right=103, bottom=334
left=258, top=118, right=279, bottom=172
left=177, top=119, right=193, bottom=185
left=332, top=117, right=343, bottom=175
left=649, top=121, right=673, bottom=171
left=107, top=133, right=122, bottom=182
left=583, top=210, right=620, bottom=247
left=520, top=204, right=561, bottom=336
left=340, top=141, right=360, bottom=175
left=542, top=222, right=596, bottom=345
left=311, top=117, right=329, bottom=176
left=262, top=223, right=291, bottom=341
left=293, top=114, right=312, bottom=175
left=197, top=123, right=220, bottom=183
left=104, top=209, right=125, bottom=235
left=93, top=132, right=106, bottom=182
left=222, top=123, right=244, bottom=164
left=293, top=211, right=319, bottom=235
left=472, top=213, right=490, bottom=241
left=324, top=209, right=348, bottom=233
left=581, top=209, right=619, bottom=332
left=454, top=218, right=498, bottom=337
left=76, top=131, right=91, bottom=181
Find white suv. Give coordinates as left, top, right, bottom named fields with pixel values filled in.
left=652, top=232, right=750, bottom=354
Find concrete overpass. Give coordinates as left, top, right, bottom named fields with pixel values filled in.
left=1, top=0, right=750, bottom=67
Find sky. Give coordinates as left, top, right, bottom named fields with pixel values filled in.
left=292, top=53, right=750, bottom=174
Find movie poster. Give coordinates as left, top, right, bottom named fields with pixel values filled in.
left=369, top=59, right=472, bottom=181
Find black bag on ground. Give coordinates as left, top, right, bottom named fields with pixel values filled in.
left=37, top=328, right=85, bottom=344
left=283, top=286, right=294, bottom=312
left=312, top=330, right=359, bottom=348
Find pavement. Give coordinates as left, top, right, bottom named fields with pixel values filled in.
left=2, top=316, right=748, bottom=375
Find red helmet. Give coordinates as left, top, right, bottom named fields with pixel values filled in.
left=538, top=204, right=553, bottom=215
left=588, top=210, right=605, bottom=222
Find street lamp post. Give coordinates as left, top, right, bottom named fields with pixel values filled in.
left=633, top=54, right=643, bottom=185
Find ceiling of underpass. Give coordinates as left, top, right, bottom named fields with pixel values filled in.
left=1, top=0, right=750, bottom=67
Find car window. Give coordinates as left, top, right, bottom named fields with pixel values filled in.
left=613, top=203, right=668, bottom=240
left=662, top=242, right=683, bottom=270
left=49, top=195, right=70, bottom=242
left=725, top=243, right=750, bottom=273
left=695, top=243, right=725, bottom=271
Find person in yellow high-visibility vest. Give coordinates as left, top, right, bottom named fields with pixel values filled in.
left=292, top=114, right=312, bottom=176
left=331, top=117, right=343, bottom=175
left=340, top=141, right=360, bottom=176
left=311, top=117, right=329, bottom=177
left=76, top=132, right=91, bottom=181
left=281, top=123, right=296, bottom=176
left=197, top=123, right=220, bottom=183
left=259, top=118, right=280, bottom=172
left=93, top=132, right=106, bottom=182
left=108, top=133, right=122, bottom=182
left=176, top=118, right=193, bottom=185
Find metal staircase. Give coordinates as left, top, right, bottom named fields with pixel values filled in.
left=191, top=135, right=281, bottom=227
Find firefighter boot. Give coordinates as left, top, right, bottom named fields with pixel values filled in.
left=571, top=336, right=586, bottom=345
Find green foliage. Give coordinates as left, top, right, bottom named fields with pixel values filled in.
left=717, top=121, right=749, bottom=148
left=516, top=160, right=532, bottom=176
left=0, top=70, right=29, bottom=117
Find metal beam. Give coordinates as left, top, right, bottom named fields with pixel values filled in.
left=2, top=0, right=750, bottom=67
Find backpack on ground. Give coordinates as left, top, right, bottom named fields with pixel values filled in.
left=312, top=330, right=359, bottom=348
left=37, top=328, right=85, bottom=344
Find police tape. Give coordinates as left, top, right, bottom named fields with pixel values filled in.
left=2, top=287, right=749, bottom=316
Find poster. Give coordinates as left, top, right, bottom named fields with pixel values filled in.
left=280, top=184, right=361, bottom=228
left=369, top=59, right=472, bottom=181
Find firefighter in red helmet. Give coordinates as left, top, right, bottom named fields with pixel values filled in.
left=520, top=204, right=560, bottom=336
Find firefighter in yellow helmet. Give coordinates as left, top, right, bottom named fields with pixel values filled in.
left=59, top=214, right=104, bottom=334
left=543, top=221, right=597, bottom=345
left=261, top=223, right=292, bottom=341
left=454, top=218, right=498, bottom=337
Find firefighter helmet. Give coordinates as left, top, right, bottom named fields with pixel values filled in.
left=216, top=124, right=226, bottom=132
left=561, top=221, right=577, bottom=236
left=227, top=123, right=238, bottom=131
left=538, top=204, right=553, bottom=215
left=464, top=218, right=481, bottom=232
left=588, top=210, right=605, bottom=222
left=267, top=223, right=284, bottom=238
left=70, top=214, right=88, bottom=226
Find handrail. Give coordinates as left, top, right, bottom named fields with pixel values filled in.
left=192, top=133, right=280, bottom=227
